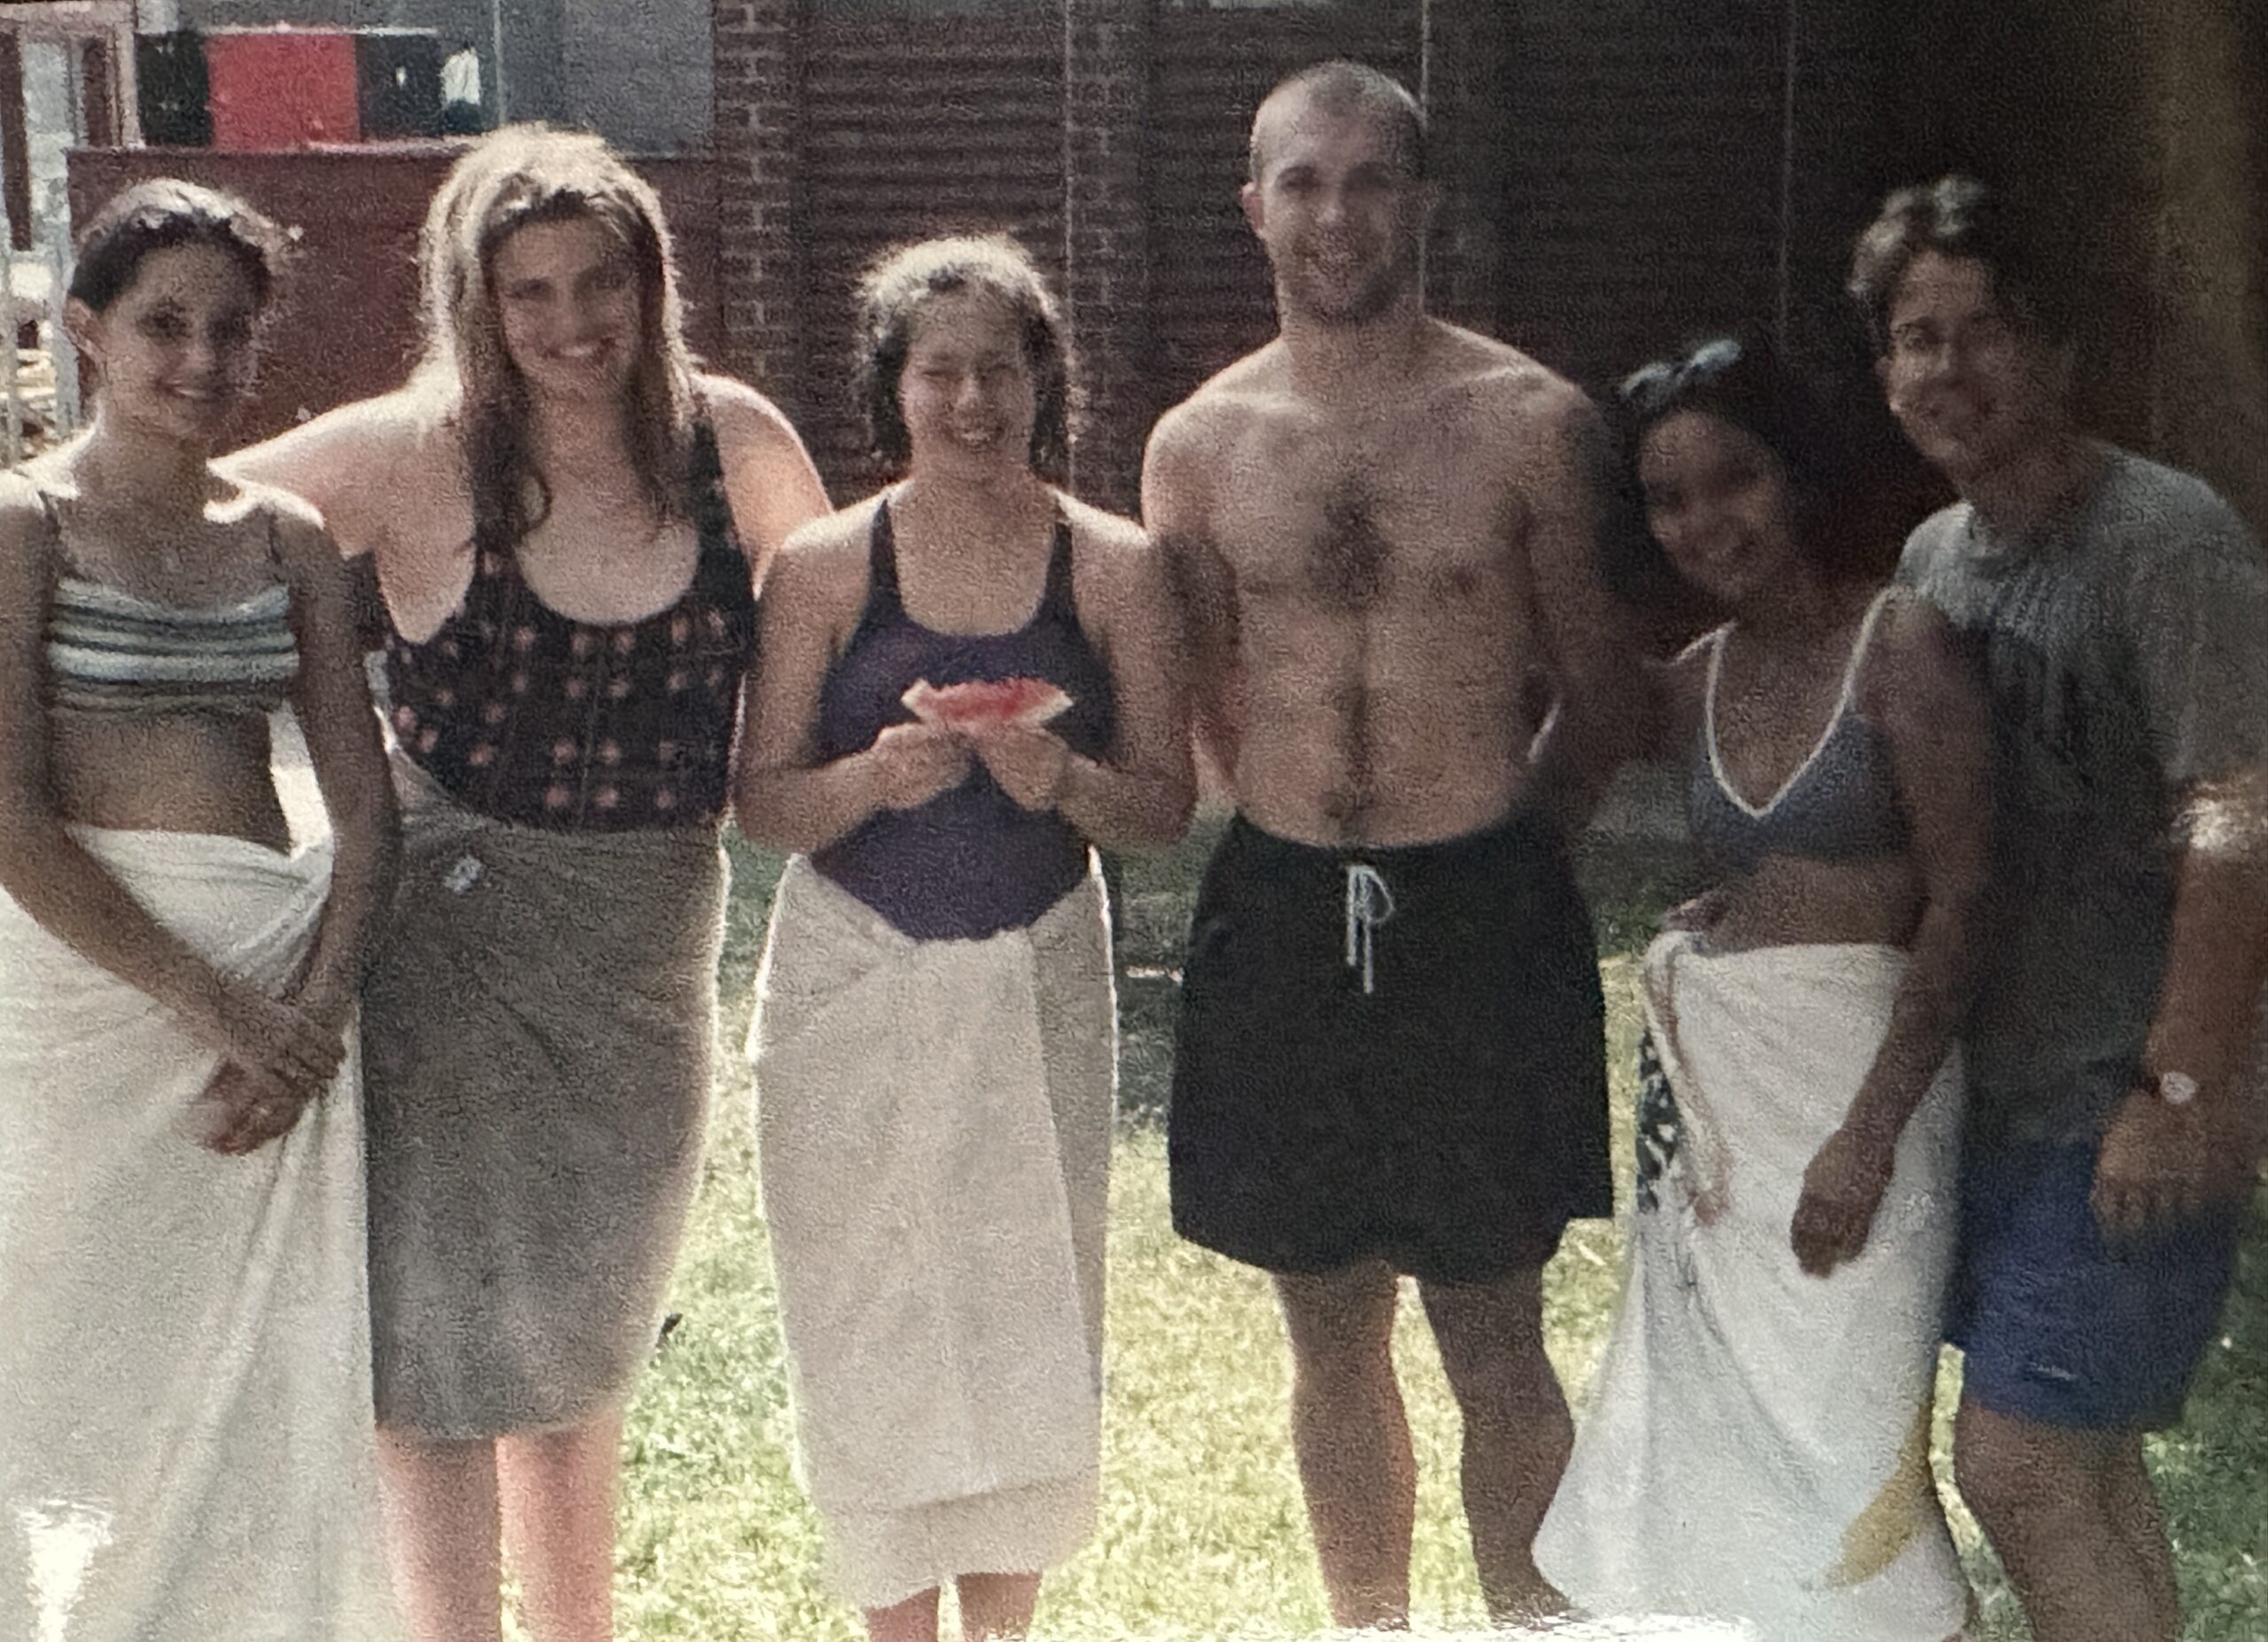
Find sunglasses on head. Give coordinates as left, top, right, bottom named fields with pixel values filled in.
left=1618, top=336, right=1744, bottom=416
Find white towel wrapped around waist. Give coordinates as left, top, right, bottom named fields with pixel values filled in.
left=1538, top=932, right=1968, bottom=1642
left=750, top=856, right=1107, bottom=1516
left=0, top=827, right=396, bottom=1641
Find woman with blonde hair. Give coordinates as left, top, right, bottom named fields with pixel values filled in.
left=739, top=233, right=1191, bottom=1641
left=232, top=125, right=829, bottom=1642
left=0, top=179, right=399, bottom=1635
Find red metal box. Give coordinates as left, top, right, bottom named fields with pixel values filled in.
left=205, top=28, right=361, bottom=152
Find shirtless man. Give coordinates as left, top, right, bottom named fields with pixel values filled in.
left=1144, top=61, right=1635, bottom=1630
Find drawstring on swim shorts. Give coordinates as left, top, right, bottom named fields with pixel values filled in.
left=1343, top=862, right=1395, bottom=995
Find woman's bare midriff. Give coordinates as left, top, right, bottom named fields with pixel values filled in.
left=50, top=712, right=293, bottom=853
left=1704, top=851, right=1924, bottom=953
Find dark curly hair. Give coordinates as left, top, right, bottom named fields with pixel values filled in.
left=69, top=178, right=289, bottom=315
left=854, top=234, right=1075, bottom=483
left=1606, top=333, right=1876, bottom=608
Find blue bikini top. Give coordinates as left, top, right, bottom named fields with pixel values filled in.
left=1687, top=588, right=1910, bottom=875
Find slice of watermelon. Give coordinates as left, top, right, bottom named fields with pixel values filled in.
left=901, top=676, right=1073, bottom=730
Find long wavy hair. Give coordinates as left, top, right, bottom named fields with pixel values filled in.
left=413, top=125, right=697, bottom=551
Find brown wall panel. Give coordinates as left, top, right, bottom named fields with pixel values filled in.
left=1490, top=6, right=1786, bottom=391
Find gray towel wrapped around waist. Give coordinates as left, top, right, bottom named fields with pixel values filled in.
left=363, top=756, right=727, bottom=1438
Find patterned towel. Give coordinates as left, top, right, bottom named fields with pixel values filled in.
left=1539, top=933, right=1971, bottom=1642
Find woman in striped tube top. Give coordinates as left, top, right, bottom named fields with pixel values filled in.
left=0, top=182, right=401, bottom=1636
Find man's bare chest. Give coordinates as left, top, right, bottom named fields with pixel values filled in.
left=1216, top=450, right=1524, bottom=616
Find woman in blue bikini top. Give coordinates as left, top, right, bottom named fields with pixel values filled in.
left=1619, top=333, right=1993, bottom=1274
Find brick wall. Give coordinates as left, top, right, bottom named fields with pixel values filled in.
left=710, top=0, right=804, bottom=413
left=1420, top=0, right=1511, bottom=338
left=708, top=1, right=2267, bottom=542
left=1062, top=0, right=1151, bottom=512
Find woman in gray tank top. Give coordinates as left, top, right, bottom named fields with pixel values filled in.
left=1537, top=336, right=1992, bottom=1642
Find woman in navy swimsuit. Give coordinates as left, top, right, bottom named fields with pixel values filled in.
left=738, top=235, right=1191, bottom=1642
left=1536, top=337, right=1992, bottom=1642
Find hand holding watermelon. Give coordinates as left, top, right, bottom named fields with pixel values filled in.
left=866, top=720, right=975, bottom=811
left=894, top=678, right=1078, bottom=812
left=900, top=676, right=1074, bottom=732
left=967, top=718, right=1076, bottom=813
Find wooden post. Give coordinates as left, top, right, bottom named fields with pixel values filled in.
left=0, top=33, right=30, bottom=256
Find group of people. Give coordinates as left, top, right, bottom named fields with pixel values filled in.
left=0, top=52, right=2260, bottom=1642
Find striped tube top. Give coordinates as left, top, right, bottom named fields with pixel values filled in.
left=46, top=574, right=299, bottom=716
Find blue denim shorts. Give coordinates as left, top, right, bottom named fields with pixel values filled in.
left=1948, top=1139, right=2241, bottom=1430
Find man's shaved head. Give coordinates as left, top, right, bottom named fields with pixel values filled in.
left=1247, top=60, right=1427, bottom=185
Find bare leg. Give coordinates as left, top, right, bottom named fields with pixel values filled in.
left=1953, top=1397, right=2176, bottom=1642
left=864, top=1586, right=942, bottom=1642
left=2105, top=1437, right=2182, bottom=1638
left=497, top=1409, right=624, bottom=1642
left=1275, top=1262, right=1413, bottom=1630
left=954, top=1571, right=1043, bottom=1640
left=376, top=1427, right=503, bottom=1642
left=1417, top=1266, right=1571, bottom=1625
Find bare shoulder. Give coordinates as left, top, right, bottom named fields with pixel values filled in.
left=1860, top=586, right=1972, bottom=720
left=1146, top=347, right=1296, bottom=530
left=768, top=495, right=880, bottom=611
left=1873, top=585, right=1958, bottom=660
left=1151, top=346, right=1291, bottom=456
left=1059, top=493, right=1158, bottom=595
left=1430, top=327, right=1593, bottom=439
left=695, top=370, right=806, bottom=455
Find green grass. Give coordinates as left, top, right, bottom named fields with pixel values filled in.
left=596, top=824, right=2268, bottom=1639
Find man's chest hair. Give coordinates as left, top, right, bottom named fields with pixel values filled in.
left=1218, top=460, right=1521, bottom=607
